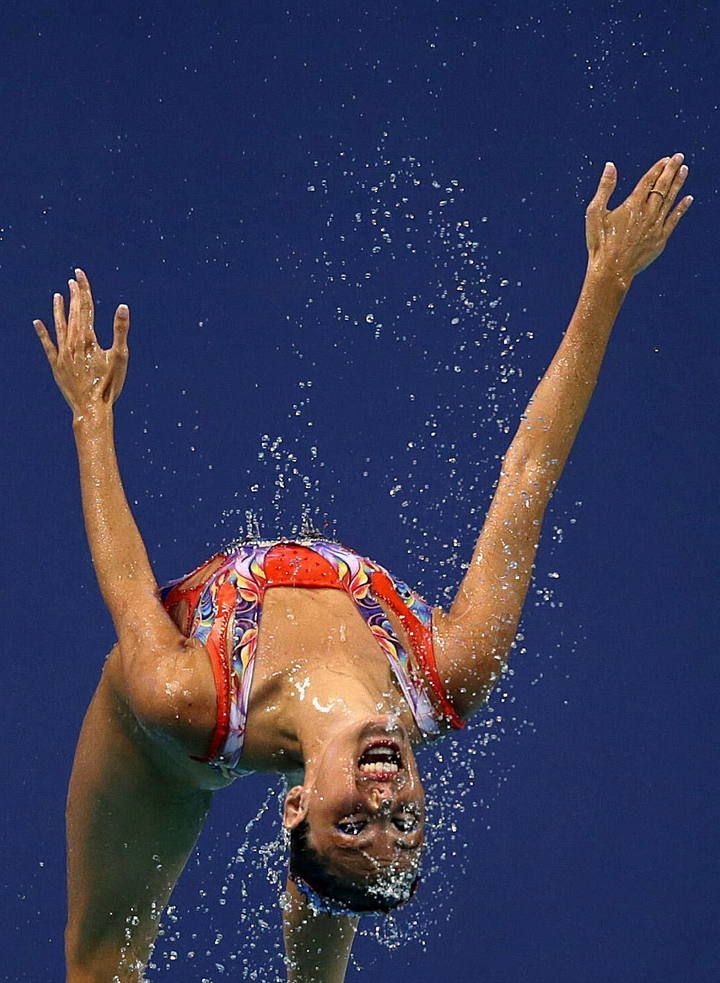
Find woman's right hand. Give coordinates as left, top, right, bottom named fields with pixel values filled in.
left=34, top=267, right=130, bottom=419
left=585, top=154, right=693, bottom=289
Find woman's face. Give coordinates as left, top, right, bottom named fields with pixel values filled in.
left=293, top=716, right=426, bottom=884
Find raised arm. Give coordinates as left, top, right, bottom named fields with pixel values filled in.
left=433, top=155, right=693, bottom=717
left=34, top=270, right=190, bottom=669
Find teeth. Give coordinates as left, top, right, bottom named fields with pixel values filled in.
left=359, top=761, right=399, bottom=773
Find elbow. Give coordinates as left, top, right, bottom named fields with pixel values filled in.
left=501, top=446, right=561, bottom=500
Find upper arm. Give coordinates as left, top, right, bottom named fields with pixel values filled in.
left=431, top=456, right=548, bottom=718
left=432, top=604, right=510, bottom=720
left=110, top=585, right=217, bottom=754
left=113, top=579, right=189, bottom=655
left=111, top=552, right=228, bottom=751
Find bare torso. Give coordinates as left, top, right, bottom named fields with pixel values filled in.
left=239, top=586, right=424, bottom=769
left=52, top=159, right=692, bottom=978
left=108, top=583, right=429, bottom=791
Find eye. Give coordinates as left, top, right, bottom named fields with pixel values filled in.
left=337, top=819, right=367, bottom=836
left=393, top=813, right=419, bottom=832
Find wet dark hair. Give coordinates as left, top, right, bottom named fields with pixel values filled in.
left=289, top=818, right=420, bottom=915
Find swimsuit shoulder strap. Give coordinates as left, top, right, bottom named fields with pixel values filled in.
left=310, top=541, right=466, bottom=735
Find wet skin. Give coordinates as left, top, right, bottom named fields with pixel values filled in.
left=289, top=717, right=426, bottom=883
left=39, top=157, right=694, bottom=978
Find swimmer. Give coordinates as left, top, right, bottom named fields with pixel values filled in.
left=33, top=154, right=692, bottom=982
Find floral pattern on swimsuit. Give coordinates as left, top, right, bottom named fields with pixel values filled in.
left=161, top=538, right=465, bottom=782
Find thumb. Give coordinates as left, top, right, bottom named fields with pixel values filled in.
left=589, top=162, right=617, bottom=211
left=112, top=304, right=130, bottom=353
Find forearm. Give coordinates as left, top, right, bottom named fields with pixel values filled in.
left=448, top=265, right=628, bottom=637
left=282, top=880, right=358, bottom=983
left=504, top=262, right=629, bottom=494
left=72, top=404, right=161, bottom=639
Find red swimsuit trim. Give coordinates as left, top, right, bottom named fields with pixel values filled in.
left=162, top=553, right=225, bottom=635
left=265, top=544, right=465, bottom=730
left=163, top=543, right=466, bottom=765
left=162, top=554, right=232, bottom=762
left=369, top=569, right=465, bottom=730
left=202, top=577, right=237, bottom=761
left=264, top=542, right=346, bottom=589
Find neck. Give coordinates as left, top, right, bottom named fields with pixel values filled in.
left=290, top=667, right=408, bottom=776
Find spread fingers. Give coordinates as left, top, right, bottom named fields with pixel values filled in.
left=74, top=267, right=97, bottom=348
left=33, top=318, right=58, bottom=367
left=630, top=156, right=669, bottom=200
left=661, top=164, right=689, bottom=220
left=664, top=194, right=694, bottom=236
left=53, top=291, right=67, bottom=348
left=646, top=153, right=684, bottom=215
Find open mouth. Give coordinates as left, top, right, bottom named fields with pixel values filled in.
left=357, top=740, right=403, bottom=778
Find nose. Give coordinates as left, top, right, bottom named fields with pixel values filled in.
left=367, top=787, right=395, bottom=812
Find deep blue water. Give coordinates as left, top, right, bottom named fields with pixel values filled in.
left=4, top=3, right=718, bottom=980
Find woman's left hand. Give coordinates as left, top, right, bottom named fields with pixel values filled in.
left=585, top=154, right=693, bottom=288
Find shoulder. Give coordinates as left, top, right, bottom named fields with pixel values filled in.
left=107, top=635, right=218, bottom=760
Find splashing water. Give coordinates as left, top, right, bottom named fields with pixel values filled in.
left=140, top=134, right=584, bottom=979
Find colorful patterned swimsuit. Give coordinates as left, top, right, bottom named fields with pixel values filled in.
left=161, top=539, right=465, bottom=781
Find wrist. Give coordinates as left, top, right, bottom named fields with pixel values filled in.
left=584, top=258, right=634, bottom=298
left=72, top=402, right=114, bottom=433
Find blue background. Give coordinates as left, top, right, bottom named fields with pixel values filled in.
left=4, top=2, right=718, bottom=980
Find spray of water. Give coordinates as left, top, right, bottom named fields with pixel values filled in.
left=140, top=132, right=582, bottom=980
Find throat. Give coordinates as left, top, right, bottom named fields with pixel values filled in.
left=247, top=655, right=417, bottom=769
left=289, top=659, right=401, bottom=716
